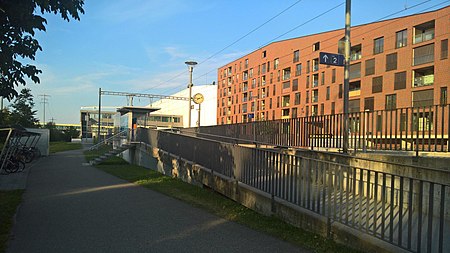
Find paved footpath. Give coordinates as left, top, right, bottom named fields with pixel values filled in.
left=7, top=148, right=309, bottom=253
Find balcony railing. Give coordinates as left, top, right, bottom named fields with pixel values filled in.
left=413, top=75, right=434, bottom=87
left=414, top=30, right=434, bottom=44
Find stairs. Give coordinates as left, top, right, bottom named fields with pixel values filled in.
left=89, top=144, right=131, bottom=165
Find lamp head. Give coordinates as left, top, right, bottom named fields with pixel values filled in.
left=185, top=61, right=198, bottom=66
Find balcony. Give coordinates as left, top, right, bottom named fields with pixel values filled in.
left=414, top=29, right=434, bottom=44
left=349, top=89, right=361, bottom=97
left=414, top=75, right=434, bottom=87
left=413, top=66, right=434, bottom=87
left=351, top=44, right=362, bottom=61
left=414, top=20, right=435, bottom=45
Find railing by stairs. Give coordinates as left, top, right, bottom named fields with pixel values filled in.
left=88, top=129, right=132, bottom=165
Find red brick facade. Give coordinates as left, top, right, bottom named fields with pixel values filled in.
left=217, top=6, right=450, bottom=125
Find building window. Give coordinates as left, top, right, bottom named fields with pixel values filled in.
left=245, top=59, right=248, bottom=69
left=332, top=69, right=336, bottom=83
left=294, top=92, right=301, bottom=105
left=364, top=97, right=374, bottom=111
left=349, top=80, right=361, bottom=96
left=413, top=89, right=434, bottom=107
left=394, top=71, right=407, bottom=90
left=274, top=58, right=279, bottom=69
left=282, top=81, right=290, bottom=90
left=312, top=58, right=319, bottom=72
left=312, top=74, right=319, bottom=87
left=306, top=60, right=310, bottom=73
left=326, top=86, right=330, bottom=100
left=396, top=29, right=408, bottom=48
left=282, top=95, right=290, bottom=107
left=312, top=105, right=318, bottom=116
left=412, top=112, right=433, bottom=131
left=320, top=104, right=324, bottom=115
left=292, top=108, right=297, bottom=118
left=413, top=66, right=434, bottom=87
left=295, top=63, right=302, bottom=76
left=321, top=72, right=325, bottom=85
left=376, top=115, right=383, bottom=132
left=267, top=61, right=270, bottom=71
left=338, top=84, right=343, bottom=98
left=292, top=79, right=298, bottom=91
left=306, top=75, right=310, bottom=88
left=441, top=39, right=448, bottom=59
left=293, top=50, right=300, bottom=62
left=413, top=20, right=435, bottom=44
left=282, top=67, right=291, bottom=80
left=372, top=76, right=383, bottom=93
left=373, top=37, right=384, bottom=54
left=386, top=53, right=397, bottom=71
left=282, top=109, right=290, bottom=117
left=331, top=102, right=335, bottom=115
left=261, top=63, right=267, bottom=74
left=413, top=43, right=434, bottom=66
left=262, top=50, right=267, bottom=58
left=350, top=44, right=362, bottom=61
left=365, top=58, right=375, bottom=76
left=306, top=91, right=309, bottom=104
left=440, top=87, right=447, bottom=105
left=313, top=42, right=320, bottom=51
left=349, top=62, right=361, bottom=79
left=349, top=99, right=360, bottom=113
left=385, top=94, right=397, bottom=110
left=312, top=89, right=319, bottom=103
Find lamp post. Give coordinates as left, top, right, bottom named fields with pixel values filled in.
left=185, top=61, right=197, bottom=128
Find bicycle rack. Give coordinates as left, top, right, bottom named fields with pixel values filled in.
left=0, top=127, right=42, bottom=174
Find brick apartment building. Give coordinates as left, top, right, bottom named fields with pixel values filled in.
left=217, top=6, right=449, bottom=125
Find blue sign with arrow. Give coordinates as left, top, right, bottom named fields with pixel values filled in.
left=319, top=52, right=345, bottom=67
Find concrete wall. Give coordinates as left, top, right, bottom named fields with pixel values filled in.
left=122, top=142, right=410, bottom=253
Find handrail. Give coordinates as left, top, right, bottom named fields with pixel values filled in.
left=88, top=129, right=129, bottom=151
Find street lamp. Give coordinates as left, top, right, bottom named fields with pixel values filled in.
left=185, top=60, right=197, bottom=128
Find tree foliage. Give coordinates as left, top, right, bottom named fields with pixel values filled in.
left=45, top=122, right=80, bottom=142
left=0, top=0, right=84, bottom=101
left=8, top=88, right=39, bottom=127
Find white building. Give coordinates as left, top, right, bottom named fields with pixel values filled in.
left=148, top=84, right=217, bottom=128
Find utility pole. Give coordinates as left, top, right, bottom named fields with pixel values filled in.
left=98, top=88, right=101, bottom=142
left=185, top=61, right=197, bottom=128
left=39, top=94, right=50, bottom=126
left=342, top=0, right=351, bottom=154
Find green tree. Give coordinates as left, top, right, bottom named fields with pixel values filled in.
left=0, top=108, right=11, bottom=126
left=0, top=0, right=84, bottom=101
left=9, top=88, right=39, bottom=127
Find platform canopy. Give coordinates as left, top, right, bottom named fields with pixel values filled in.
left=117, top=106, right=160, bottom=116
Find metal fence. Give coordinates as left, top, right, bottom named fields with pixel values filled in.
left=137, top=128, right=449, bottom=253
left=198, top=105, right=450, bottom=154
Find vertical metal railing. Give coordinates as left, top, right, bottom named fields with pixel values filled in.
left=198, top=105, right=450, bottom=154
left=137, top=127, right=449, bottom=252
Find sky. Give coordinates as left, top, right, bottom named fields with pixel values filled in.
left=5, top=0, right=449, bottom=124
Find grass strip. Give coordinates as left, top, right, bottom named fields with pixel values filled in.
left=49, top=142, right=82, bottom=154
left=0, top=190, right=24, bottom=253
left=92, top=156, right=360, bottom=253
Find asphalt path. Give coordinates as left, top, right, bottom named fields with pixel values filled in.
left=7, top=148, right=309, bottom=253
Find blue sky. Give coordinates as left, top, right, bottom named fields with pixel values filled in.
left=8, top=0, right=449, bottom=124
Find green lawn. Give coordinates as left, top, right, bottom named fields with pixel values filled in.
left=90, top=155, right=360, bottom=253
left=0, top=190, right=24, bottom=253
left=49, top=142, right=82, bottom=154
